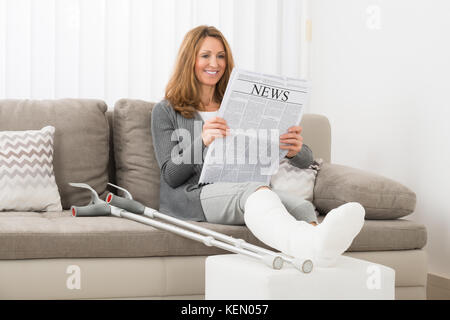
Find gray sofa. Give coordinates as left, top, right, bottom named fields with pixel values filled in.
left=0, top=98, right=427, bottom=299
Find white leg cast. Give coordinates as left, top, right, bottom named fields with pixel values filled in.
left=244, top=188, right=316, bottom=262
left=312, top=202, right=365, bottom=267
left=244, top=189, right=365, bottom=268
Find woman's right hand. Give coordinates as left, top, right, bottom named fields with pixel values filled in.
left=202, top=117, right=230, bottom=147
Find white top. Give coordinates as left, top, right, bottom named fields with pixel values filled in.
left=198, top=110, right=219, bottom=122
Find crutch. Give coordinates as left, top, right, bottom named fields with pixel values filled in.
left=69, top=182, right=312, bottom=273
left=104, top=183, right=313, bottom=273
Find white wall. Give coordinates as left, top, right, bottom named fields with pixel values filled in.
left=0, top=0, right=308, bottom=109
left=309, top=0, right=450, bottom=278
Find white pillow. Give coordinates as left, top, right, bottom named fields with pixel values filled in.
left=270, top=158, right=323, bottom=202
left=0, top=126, right=62, bottom=211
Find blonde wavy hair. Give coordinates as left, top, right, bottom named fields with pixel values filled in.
left=165, top=25, right=235, bottom=118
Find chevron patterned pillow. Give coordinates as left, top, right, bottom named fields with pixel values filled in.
left=0, top=126, right=62, bottom=211
left=270, top=158, right=323, bottom=203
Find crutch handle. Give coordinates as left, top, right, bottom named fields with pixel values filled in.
left=106, top=193, right=145, bottom=214
left=71, top=203, right=111, bottom=217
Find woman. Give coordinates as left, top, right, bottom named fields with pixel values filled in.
left=151, top=25, right=365, bottom=267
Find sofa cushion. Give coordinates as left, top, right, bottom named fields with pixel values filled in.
left=0, top=99, right=109, bottom=209
left=317, top=216, right=427, bottom=252
left=314, top=163, right=417, bottom=219
left=0, top=126, right=62, bottom=211
left=0, top=211, right=427, bottom=260
left=113, top=99, right=160, bottom=209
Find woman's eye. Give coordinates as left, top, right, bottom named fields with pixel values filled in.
left=201, top=55, right=209, bottom=58
left=218, top=55, right=225, bottom=59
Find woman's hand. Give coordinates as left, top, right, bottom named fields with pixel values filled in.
left=280, top=125, right=303, bottom=158
left=202, top=117, right=230, bottom=147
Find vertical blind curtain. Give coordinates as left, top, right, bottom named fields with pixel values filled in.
left=0, top=0, right=308, bottom=108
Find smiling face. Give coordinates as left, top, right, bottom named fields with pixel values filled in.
left=194, top=36, right=227, bottom=88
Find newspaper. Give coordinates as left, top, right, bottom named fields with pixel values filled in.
left=198, top=68, right=310, bottom=184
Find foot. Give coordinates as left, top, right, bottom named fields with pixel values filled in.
left=309, top=202, right=365, bottom=267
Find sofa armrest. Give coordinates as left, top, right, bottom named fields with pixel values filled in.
left=313, top=163, right=416, bottom=219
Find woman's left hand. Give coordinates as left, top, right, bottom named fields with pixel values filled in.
left=280, top=126, right=303, bottom=158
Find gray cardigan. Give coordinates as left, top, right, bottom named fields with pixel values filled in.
left=151, top=100, right=314, bottom=221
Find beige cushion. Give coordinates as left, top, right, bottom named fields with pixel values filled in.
left=0, top=126, right=62, bottom=211
left=113, top=99, right=160, bottom=209
left=300, top=114, right=331, bottom=163
left=318, top=216, right=427, bottom=252
left=313, top=163, right=417, bottom=219
left=0, top=210, right=426, bottom=260
left=0, top=99, right=109, bottom=209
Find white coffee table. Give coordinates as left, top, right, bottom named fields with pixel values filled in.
left=205, top=253, right=395, bottom=300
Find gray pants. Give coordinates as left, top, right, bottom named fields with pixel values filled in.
left=199, top=182, right=318, bottom=225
